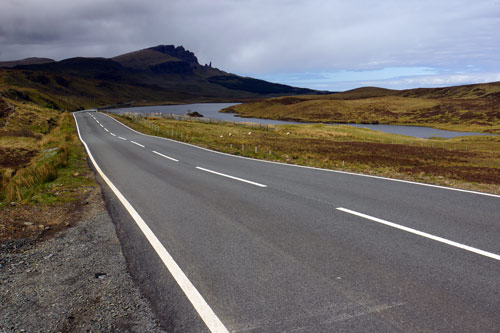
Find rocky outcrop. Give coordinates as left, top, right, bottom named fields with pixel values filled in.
left=148, top=45, right=199, bottom=64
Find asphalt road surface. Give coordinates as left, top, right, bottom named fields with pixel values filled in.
left=74, top=111, right=500, bottom=332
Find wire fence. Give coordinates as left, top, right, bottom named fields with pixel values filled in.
left=101, top=110, right=274, bottom=131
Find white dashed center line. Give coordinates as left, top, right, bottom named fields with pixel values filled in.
left=337, top=207, right=500, bottom=261
left=131, top=141, right=145, bottom=148
left=196, top=167, right=267, bottom=187
left=118, top=136, right=127, bottom=140
left=152, top=150, right=179, bottom=162
left=110, top=133, right=116, bottom=137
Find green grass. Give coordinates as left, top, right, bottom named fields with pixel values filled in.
left=0, top=100, right=95, bottom=206
left=111, top=113, right=500, bottom=195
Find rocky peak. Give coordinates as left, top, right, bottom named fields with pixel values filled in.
left=148, top=45, right=199, bottom=64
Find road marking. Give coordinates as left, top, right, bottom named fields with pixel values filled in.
left=73, top=113, right=229, bottom=333
left=103, top=113, right=500, bottom=199
left=104, top=128, right=109, bottom=132
left=196, top=166, right=267, bottom=187
left=118, top=136, right=127, bottom=140
left=99, top=124, right=104, bottom=128
left=110, top=133, right=116, bottom=137
left=96, top=120, right=100, bottom=123
left=152, top=150, right=179, bottom=162
left=337, top=207, right=500, bottom=261
left=130, top=141, right=145, bottom=148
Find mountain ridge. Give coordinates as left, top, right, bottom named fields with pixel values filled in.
left=0, top=44, right=320, bottom=110
left=0, top=57, right=55, bottom=68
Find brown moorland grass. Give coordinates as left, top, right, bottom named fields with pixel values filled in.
left=222, top=83, right=500, bottom=134
left=111, top=113, right=500, bottom=195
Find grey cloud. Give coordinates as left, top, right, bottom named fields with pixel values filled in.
left=1, top=0, right=499, bottom=89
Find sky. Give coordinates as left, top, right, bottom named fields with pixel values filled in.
left=1, top=0, right=500, bottom=91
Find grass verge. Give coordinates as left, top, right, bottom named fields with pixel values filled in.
left=0, top=98, right=96, bottom=241
left=110, top=113, right=500, bottom=195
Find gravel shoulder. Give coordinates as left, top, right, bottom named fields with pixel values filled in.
left=0, top=185, right=165, bottom=332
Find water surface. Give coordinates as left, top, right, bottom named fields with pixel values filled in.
left=333, top=123, right=494, bottom=139
left=111, top=103, right=494, bottom=139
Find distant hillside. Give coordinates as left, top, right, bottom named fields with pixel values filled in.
left=223, top=82, right=500, bottom=133
left=0, top=57, right=55, bottom=68
left=0, top=45, right=320, bottom=110
left=398, top=82, right=500, bottom=99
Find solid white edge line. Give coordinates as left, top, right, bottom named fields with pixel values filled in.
left=196, top=166, right=267, bottom=187
left=130, top=140, right=145, bottom=148
left=101, top=112, right=500, bottom=199
left=152, top=150, right=179, bottom=162
left=118, top=136, right=127, bottom=140
left=72, top=112, right=229, bottom=333
left=337, top=207, right=500, bottom=261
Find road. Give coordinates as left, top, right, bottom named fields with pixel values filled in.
left=74, top=111, right=500, bottom=332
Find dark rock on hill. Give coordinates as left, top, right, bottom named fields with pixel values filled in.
left=149, top=61, right=193, bottom=74
left=0, top=97, right=15, bottom=126
left=148, top=45, right=198, bottom=64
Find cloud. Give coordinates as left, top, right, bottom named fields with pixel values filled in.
left=376, top=73, right=500, bottom=89
left=1, top=0, right=500, bottom=89
left=265, top=70, right=500, bottom=91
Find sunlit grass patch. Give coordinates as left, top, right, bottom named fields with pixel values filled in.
left=111, top=112, right=500, bottom=195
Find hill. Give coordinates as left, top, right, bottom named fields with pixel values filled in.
left=0, top=45, right=320, bottom=110
left=222, top=83, right=500, bottom=133
left=0, top=57, right=55, bottom=68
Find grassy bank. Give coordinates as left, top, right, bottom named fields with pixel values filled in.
left=222, top=84, right=500, bottom=134
left=0, top=98, right=96, bottom=240
left=111, top=113, right=500, bottom=195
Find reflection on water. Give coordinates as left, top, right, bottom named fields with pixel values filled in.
left=333, top=123, right=495, bottom=139
left=111, top=103, right=495, bottom=139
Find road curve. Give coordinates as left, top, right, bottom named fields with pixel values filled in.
left=74, top=111, right=500, bottom=332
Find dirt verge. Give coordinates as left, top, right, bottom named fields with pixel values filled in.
left=0, top=184, right=165, bottom=332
